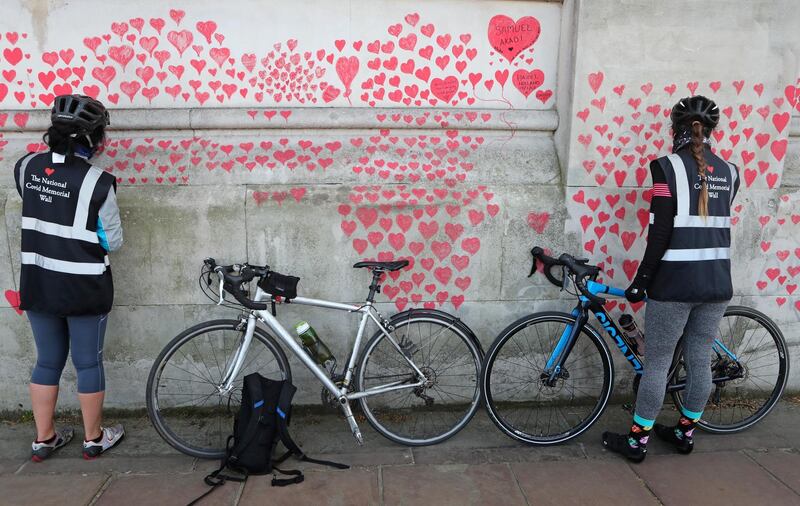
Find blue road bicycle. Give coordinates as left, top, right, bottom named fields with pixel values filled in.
left=480, top=247, right=789, bottom=445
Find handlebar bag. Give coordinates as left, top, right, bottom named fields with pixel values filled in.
left=258, top=271, right=300, bottom=300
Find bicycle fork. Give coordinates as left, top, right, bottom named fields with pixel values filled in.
left=543, top=306, right=588, bottom=386
left=217, top=314, right=257, bottom=394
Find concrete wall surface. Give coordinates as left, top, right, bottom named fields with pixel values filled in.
left=0, top=0, right=798, bottom=408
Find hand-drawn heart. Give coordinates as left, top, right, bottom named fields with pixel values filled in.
left=512, top=69, right=544, bottom=98
left=167, top=30, right=193, bottom=56
left=335, top=56, right=359, bottom=91
left=4, top=290, right=22, bottom=315
left=527, top=212, right=550, bottom=234
left=107, top=45, right=135, bottom=70
left=430, top=76, right=459, bottom=103
left=196, top=20, right=218, bottom=44
left=487, top=15, right=541, bottom=63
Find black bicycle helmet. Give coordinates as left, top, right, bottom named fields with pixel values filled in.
left=670, top=95, right=719, bottom=129
left=51, top=94, right=110, bottom=133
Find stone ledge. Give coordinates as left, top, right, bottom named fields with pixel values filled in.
left=0, top=107, right=559, bottom=133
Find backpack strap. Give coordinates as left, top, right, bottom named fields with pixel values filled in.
left=275, top=381, right=349, bottom=471
left=188, top=436, right=246, bottom=505
left=271, top=466, right=305, bottom=487
left=188, top=469, right=247, bottom=506
left=229, top=374, right=267, bottom=462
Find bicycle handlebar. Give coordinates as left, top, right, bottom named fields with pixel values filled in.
left=204, top=258, right=270, bottom=310
left=529, top=247, right=606, bottom=306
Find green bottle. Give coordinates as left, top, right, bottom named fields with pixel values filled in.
left=294, top=321, right=334, bottom=366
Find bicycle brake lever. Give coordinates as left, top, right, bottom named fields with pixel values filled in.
left=218, top=277, right=225, bottom=305
left=527, top=257, right=537, bottom=278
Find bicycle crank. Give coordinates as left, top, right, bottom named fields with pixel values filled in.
left=321, top=375, right=345, bottom=410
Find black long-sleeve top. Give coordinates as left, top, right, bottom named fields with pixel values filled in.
left=636, top=160, right=675, bottom=284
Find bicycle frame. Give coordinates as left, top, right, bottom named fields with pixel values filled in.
left=219, top=286, right=428, bottom=402
left=543, top=279, right=739, bottom=385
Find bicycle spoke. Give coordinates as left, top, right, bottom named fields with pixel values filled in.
left=358, top=317, right=479, bottom=444
left=150, top=323, right=288, bottom=458
left=485, top=315, right=610, bottom=443
left=674, top=310, right=785, bottom=433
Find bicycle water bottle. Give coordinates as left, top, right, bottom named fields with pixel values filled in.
left=294, top=321, right=334, bottom=367
left=619, top=314, right=645, bottom=355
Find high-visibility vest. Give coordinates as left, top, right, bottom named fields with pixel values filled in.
left=15, top=151, right=121, bottom=315
left=648, top=148, right=739, bottom=302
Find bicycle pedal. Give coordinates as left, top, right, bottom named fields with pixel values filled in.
left=621, top=403, right=634, bottom=415
left=353, top=429, right=364, bottom=446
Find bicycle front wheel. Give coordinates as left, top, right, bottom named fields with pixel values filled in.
left=146, top=319, right=291, bottom=459
left=670, top=306, right=789, bottom=433
left=481, top=312, right=614, bottom=445
left=356, top=313, right=482, bottom=446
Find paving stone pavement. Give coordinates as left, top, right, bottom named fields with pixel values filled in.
left=1, top=402, right=799, bottom=505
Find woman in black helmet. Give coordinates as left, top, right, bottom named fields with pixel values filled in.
left=602, top=95, right=740, bottom=462
left=13, top=94, right=125, bottom=461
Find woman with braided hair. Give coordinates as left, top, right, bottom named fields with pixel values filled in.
left=14, top=94, right=125, bottom=461
left=602, top=95, right=740, bottom=462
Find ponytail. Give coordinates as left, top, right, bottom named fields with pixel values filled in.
left=690, top=121, right=709, bottom=217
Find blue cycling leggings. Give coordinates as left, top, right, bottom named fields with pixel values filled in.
left=28, top=311, right=108, bottom=394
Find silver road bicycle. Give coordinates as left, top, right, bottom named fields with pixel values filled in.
left=146, top=258, right=483, bottom=458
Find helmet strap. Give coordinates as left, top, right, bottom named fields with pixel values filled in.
left=75, top=143, right=94, bottom=158
left=67, top=131, right=96, bottom=158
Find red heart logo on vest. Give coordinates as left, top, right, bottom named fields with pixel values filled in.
left=44, top=167, right=55, bottom=176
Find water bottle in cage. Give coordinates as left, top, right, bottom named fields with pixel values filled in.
left=294, top=321, right=336, bottom=369
left=619, top=314, right=645, bottom=356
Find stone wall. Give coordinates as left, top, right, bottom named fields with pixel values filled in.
left=0, top=0, right=798, bottom=408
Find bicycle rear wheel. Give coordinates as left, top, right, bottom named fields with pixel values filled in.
left=481, top=312, right=614, bottom=445
left=670, top=306, right=788, bottom=433
left=356, top=313, right=482, bottom=446
left=146, top=319, right=290, bottom=459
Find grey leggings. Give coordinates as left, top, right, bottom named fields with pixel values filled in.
left=28, top=311, right=108, bottom=394
left=633, top=300, right=729, bottom=426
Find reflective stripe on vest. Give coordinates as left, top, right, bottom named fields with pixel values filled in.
left=21, top=252, right=108, bottom=275
left=661, top=247, right=730, bottom=262
left=669, top=154, right=691, bottom=216
left=650, top=213, right=731, bottom=228
left=21, top=217, right=99, bottom=243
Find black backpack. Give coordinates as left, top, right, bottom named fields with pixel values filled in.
left=188, top=373, right=348, bottom=505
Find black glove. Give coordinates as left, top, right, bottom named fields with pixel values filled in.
left=625, top=274, right=650, bottom=303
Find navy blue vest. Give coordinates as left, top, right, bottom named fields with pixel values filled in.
left=648, top=148, right=739, bottom=302
left=15, top=152, right=116, bottom=315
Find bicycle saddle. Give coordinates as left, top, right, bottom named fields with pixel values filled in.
left=352, top=260, right=410, bottom=272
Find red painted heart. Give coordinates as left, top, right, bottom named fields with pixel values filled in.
left=487, top=15, right=541, bottom=63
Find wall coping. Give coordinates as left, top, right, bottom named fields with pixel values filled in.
left=0, top=108, right=559, bottom=133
